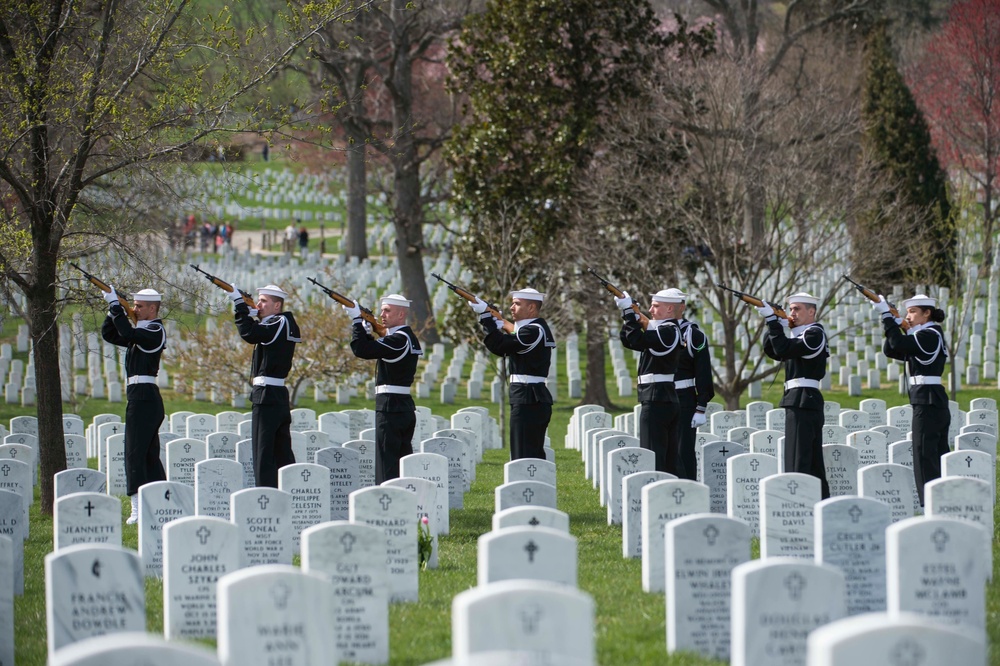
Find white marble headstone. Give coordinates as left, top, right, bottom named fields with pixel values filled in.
left=495, top=480, right=557, bottom=513
left=315, top=445, right=361, bottom=521
left=641, top=479, right=710, bottom=592
left=492, top=506, right=570, bottom=532
left=349, top=485, right=418, bottom=602
left=0, top=489, right=24, bottom=595
left=400, top=451, right=450, bottom=535
left=139, top=481, right=195, bottom=578
left=194, top=458, right=244, bottom=519
left=821, top=445, right=858, bottom=497
left=858, top=463, right=916, bottom=523
left=54, top=492, right=121, bottom=550
left=278, top=463, right=331, bottom=555
left=814, top=496, right=890, bottom=615
left=477, top=526, right=576, bottom=587
left=727, top=453, right=777, bottom=538
left=606, top=447, right=656, bottom=525
left=230, top=487, right=293, bottom=567
left=760, top=473, right=819, bottom=559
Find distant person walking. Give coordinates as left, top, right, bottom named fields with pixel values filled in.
left=298, top=226, right=309, bottom=258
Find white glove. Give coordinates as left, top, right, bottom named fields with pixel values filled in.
left=342, top=299, right=361, bottom=319
left=469, top=296, right=489, bottom=315
left=248, top=308, right=259, bottom=318
left=228, top=284, right=244, bottom=303
left=362, top=320, right=373, bottom=335
left=755, top=301, right=774, bottom=318
left=690, top=412, right=707, bottom=428
left=614, top=291, right=633, bottom=311
left=873, top=295, right=891, bottom=315
left=492, top=316, right=505, bottom=330
left=779, top=316, right=789, bottom=329
left=103, top=285, right=119, bottom=305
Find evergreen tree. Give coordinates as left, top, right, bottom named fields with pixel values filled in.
left=859, top=21, right=955, bottom=289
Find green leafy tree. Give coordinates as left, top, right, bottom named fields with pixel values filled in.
left=858, top=21, right=956, bottom=290
left=0, top=0, right=355, bottom=512
left=446, top=0, right=673, bottom=406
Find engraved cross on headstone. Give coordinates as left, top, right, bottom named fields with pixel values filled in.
left=76, top=473, right=87, bottom=487
left=965, top=455, right=974, bottom=468
left=786, top=480, right=799, bottom=495
left=527, top=464, right=537, bottom=477
left=750, top=459, right=760, bottom=471
left=340, top=532, right=356, bottom=553
left=522, top=488, right=535, bottom=503
left=672, top=488, right=685, bottom=505
left=832, top=449, right=842, bottom=461
left=300, top=469, right=311, bottom=482
left=271, top=582, right=291, bottom=610
left=333, top=451, right=343, bottom=463
left=849, top=505, right=863, bottom=523
left=784, top=572, right=806, bottom=601
left=258, top=494, right=270, bottom=510
left=882, top=469, right=894, bottom=483
left=931, top=528, right=949, bottom=553
left=196, top=526, right=212, bottom=545
left=1, top=464, right=10, bottom=477
left=890, top=637, right=926, bottom=666
left=379, top=493, right=392, bottom=510
left=524, top=540, right=539, bottom=563
left=84, top=501, right=95, bottom=517
left=719, top=446, right=729, bottom=456
left=519, top=604, right=543, bottom=634
left=183, top=443, right=191, bottom=454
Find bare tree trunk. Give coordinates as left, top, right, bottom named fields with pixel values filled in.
left=582, top=315, right=613, bottom=409
left=344, top=131, right=368, bottom=260
left=29, top=264, right=66, bottom=515
left=981, top=184, right=995, bottom=281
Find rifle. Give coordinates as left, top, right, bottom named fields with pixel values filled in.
left=587, top=268, right=651, bottom=328
left=716, top=283, right=789, bottom=320
left=430, top=273, right=515, bottom=333
left=307, top=277, right=387, bottom=338
left=842, top=275, right=909, bottom=331
left=189, top=264, right=256, bottom=309
left=70, top=263, right=138, bottom=325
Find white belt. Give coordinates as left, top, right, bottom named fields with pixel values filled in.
left=784, top=378, right=821, bottom=390
left=252, top=376, right=285, bottom=387
left=126, top=375, right=157, bottom=386
left=674, top=378, right=696, bottom=389
left=376, top=385, right=411, bottom=395
left=510, top=374, right=547, bottom=384
left=910, top=376, right=942, bottom=386
left=638, top=373, right=674, bottom=385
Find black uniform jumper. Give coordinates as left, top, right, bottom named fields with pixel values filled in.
left=101, top=304, right=167, bottom=496
left=481, top=314, right=555, bottom=460
left=674, top=319, right=715, bottom=480
left=763, top=317, right=831, bottom=499
left=350, top=322, right=422, bottom=483
left=621, top=314, right=683, bottom=475
left=882, top=318, right=950, bottom=505
left=235, top=303, right=300, bottom=488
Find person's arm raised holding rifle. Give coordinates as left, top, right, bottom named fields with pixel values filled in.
left=588, top=267, right=651, bottom=329
left=717, top=283, right=790, bottom=321
left=307, top=276, right=387, bottom=338
left=189, top=264, right=258, bottom=313
left=431, top=273, right=515, bottom=333
left=841, top=274, right=909, bottom=331
left=72, top=262, right=138, bottom=325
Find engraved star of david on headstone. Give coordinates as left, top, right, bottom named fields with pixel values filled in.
left=849, top=505, right=863, bottom=523
left=931, top=528, right=949, bottom=553
left=258, top=494, right=270, bottom=510
left=524, top=540, right=539, bottom=563
left=703, top=525, right=719, bottom=546
left=519, top=603, right=543, bottom=634
left=786, top=480, right=799, bottom=495
left=673, top=488, right=685, bottom=504
left=196, top=526, right=212, bottom=545
left=883, top=469, right=894, bottom=483
left=784, top=572, right=806, bottom=601
left=979, top=412, right=987, bottom=421
left=522, top=488, right=535, bottom=503
left=626, top=452, right=641, bottom=466
left=271, top=582, right=291, bottom=610
left=890, top=637, right=926, bottom=666
left=340, top=532, right=356, bottom=553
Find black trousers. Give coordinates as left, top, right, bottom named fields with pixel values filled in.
left=510, top=403, right=551, bottom=460
left=676, top=391, right=697, bottom=480
left=912, top=403, right=951, bottom=506
left=784, top=407, right=830, bottom=499
left=124, top=398, right=166, bottom=496
left=640, top=401, right=681, bottom=476
left=252, top=402, right=295, bottom=488
left=375, top=409, right=416, bottom=484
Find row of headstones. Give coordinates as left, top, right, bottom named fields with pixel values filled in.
left=16, top=414, right=576, bottom=663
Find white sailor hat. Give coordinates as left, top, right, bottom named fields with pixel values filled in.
left=786, top=292, right=819, bottom=306
left=903, top=294, right=936, bottom=309
left=510, top=288, right=545, bottom=302
left=649, top=288, right=687, bottom=304
left=257, top=284, right=288, bottom=299
left=381, top=293, right=411, bottom=308
left=132, top=289, right=161, bottom=302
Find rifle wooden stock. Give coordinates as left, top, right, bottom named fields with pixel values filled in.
left=586, top=268, right=651, bottom=329
left=307, top=277, right=387, bottom=338
left=430, top=273, right=515, bottom=333
left=716, top=283, right=789, bottom=320
left=189, top=264, right=256, bottom=309
left=70, top=263, right=138, bottom=325
left=841, top=275, right=909, bottom=331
